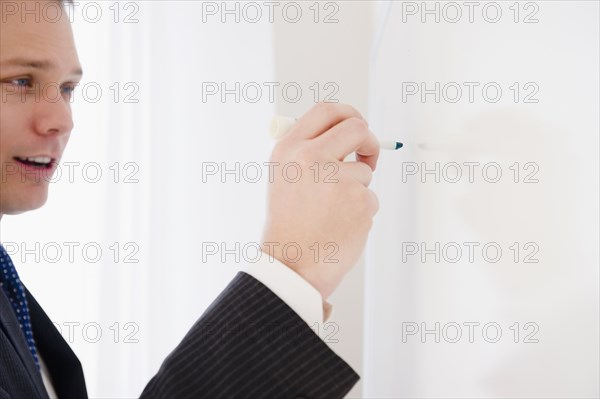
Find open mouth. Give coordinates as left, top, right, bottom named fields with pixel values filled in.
left=13, top=156, right=56, bottom=170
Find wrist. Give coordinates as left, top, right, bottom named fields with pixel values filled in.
left=260, top=245, right=336, bottom=301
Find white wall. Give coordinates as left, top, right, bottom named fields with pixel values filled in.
left=366, top=1, right=599, bottom=397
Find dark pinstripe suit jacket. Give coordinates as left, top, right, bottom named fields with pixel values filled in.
left=0, top=272, right=359, bottom=398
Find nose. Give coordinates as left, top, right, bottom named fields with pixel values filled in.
left=32, top=89, right=74, bottom=136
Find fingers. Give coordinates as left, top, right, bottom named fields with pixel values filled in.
left=315, top=117, right=381, bottom=171
left=339, top=162, right=373, bottom=187
left=285, top=102, right=366, bottom=141
left=275, top=102, right=380, bottom=173
left=366, top=188, right=380, bottom=216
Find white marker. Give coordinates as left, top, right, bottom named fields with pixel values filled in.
left=269, top=115, right=403, bottom=150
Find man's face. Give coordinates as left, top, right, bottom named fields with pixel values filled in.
left=0, top=0, right=82, bottom=217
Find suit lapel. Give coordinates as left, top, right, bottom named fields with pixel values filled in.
left=25, top=288, right=88, bottom=399
left=0, top=289, right=48, bottom=398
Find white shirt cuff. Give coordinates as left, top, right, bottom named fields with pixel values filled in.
left=243, top=255, right=333, bottom=331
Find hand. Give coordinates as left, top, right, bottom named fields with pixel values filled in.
left=260, top=103, right=380, bottom=300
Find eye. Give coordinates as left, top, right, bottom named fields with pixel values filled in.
left=9, top=77, right=32, bottom=87
left=61, top=83, right=78, bottom=96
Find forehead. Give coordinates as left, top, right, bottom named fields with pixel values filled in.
left=0, top=0, right=80, bottom=73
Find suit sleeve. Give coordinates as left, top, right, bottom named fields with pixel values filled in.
left=140, top=272, right=359, bottom=399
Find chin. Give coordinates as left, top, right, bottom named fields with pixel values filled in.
left=1, top=189, right=50, bottom=216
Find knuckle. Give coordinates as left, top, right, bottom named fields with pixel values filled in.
left=345, top=117, right=369, bottom=133
left=363, top=189, right=379, bottom=215
left=365, top=170, right=374, bottom=187
left=352, top=189, right=377, bottom=230
left=320, top=101, right=342, bottom=112
left=294, top=144, right=317, bottom=165
left=353, top=186, right=373, bottom=210
left=369, top=190, right=380, bottom=214
left=270, top=142, right=288, bottom=161
left=316, top=102, right=360, bottom=122
left=360, top=161, right=374, bottom=176
left=356, top=188, right=379, bottom=216
left=316, top=102, right=340, bottom=118
left=354, top=163, right=373, bottom=186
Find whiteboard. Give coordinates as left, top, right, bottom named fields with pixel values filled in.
left=365, top=1, right=599, bottom=397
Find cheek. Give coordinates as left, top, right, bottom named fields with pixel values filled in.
left=0, top=103, right=28, bottom=159
left=0, top=122, right=10, bottom=164
left=62, top=131, right=72, bottom=147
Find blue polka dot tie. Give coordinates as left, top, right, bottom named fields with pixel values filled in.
left=0, top=244, right=40, bottom=369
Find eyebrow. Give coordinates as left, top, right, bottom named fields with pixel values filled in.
left=0, top=58, right=83, bottom=77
